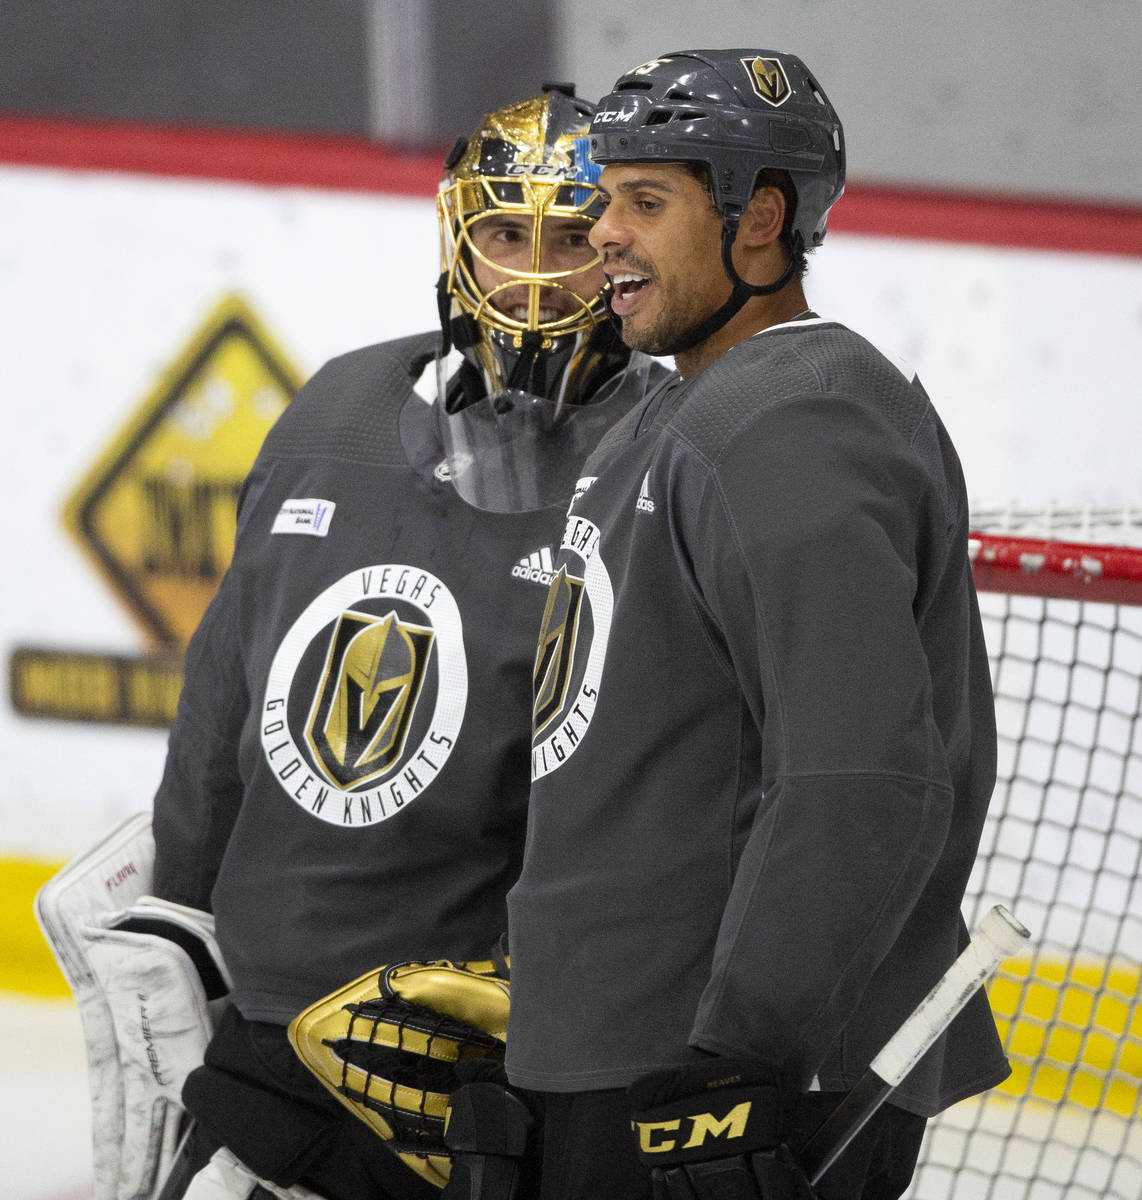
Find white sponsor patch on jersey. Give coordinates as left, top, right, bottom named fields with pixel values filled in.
left=261, top=564, right=467, bottom=827
left=512, top=546, right=556, bottom=587
left=272, top=498, right=336, bottom=537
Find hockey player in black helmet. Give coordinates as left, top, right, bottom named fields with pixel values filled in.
left=496, top=49, right=1007, bottom=1200
left=586, top=48, right=845, bottom=361
left=35, top=86, right=667, bottom=1200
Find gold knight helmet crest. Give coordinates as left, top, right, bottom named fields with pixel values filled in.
left=742, top=56, right=792, bottom=107
left=306, top=610, right=435, bottom=789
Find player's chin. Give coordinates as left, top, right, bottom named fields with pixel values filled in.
left=617, top=314, right=666, bottom=356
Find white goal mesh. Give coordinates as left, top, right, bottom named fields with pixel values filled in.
left=907, top=506, right=1142, bottom=1200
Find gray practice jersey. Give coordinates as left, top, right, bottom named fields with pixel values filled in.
left=151, top=331, right=653, bottom=1023
left=507, top=315, right=1009, bottom=1117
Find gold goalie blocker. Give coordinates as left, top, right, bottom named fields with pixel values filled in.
left=288, top=958, right=511, bottom=1189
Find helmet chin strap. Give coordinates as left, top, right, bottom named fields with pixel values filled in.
left=504, top=330, right=546, bottom=393
left=657, top=208, right=800, bottom=357
left=437, top=270, right=456, bottom=356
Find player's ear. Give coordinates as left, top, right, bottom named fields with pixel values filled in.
left=740, top=185, right=786, bottom=248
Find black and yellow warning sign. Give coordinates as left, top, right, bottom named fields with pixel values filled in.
left=66, top=294, right=302, bottom=647
left=10, top=294, right=303, bottom=726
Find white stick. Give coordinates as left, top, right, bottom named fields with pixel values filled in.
left=798, top=904, right=1030, bottom=1184
left=870, top=905, right=1029, bottom=1086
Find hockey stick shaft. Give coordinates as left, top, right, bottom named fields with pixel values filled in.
left=796, top=904, right=1030, bottom=1185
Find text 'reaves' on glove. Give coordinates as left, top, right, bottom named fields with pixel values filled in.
left=289, top=957, right=510, bottom=1189
left=628, top=1057, right=817, bottom=1200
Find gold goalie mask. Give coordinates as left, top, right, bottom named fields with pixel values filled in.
left=434, top=84, right=657, bottom=512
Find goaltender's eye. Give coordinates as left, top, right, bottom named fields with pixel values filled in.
left=488, top=225, right=526, bottom=244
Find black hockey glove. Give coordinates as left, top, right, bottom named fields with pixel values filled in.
left=628, top=1058, right=817, bottom=1200
left=441, top=1059, right=539, bottom=1200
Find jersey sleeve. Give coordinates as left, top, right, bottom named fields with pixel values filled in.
left=149, top=461, right=270, bottom=910
left=680, top=394, right=958, bottom=1084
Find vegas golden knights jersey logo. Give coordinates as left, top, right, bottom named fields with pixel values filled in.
left=306, top=610, right=435, bottom=788
left=742, top=56, right=791, bottom=107
left=533, top=566, right=585, bottom=736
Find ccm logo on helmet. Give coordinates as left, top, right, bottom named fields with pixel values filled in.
left=594, top=108, right=636, bottom=124
left=504, top=162, right=576, bottom=178
left=633, top=1101, right=753, bottom=1153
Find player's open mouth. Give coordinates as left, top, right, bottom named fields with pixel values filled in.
left=609, top=273, right=651, bottom=317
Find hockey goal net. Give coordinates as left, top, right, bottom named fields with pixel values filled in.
left=908, top=506, right=1142, bottom=1200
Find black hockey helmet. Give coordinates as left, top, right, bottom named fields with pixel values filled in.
left=589, top=50, right=845, bottom=351
left=590, top=50, right=845, bottom=250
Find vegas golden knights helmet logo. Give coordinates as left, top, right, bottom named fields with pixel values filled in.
left=306, top=610, right=435, bottom=788
left=742, top=56, right=792, bottom=107
left=533, top=566, right=585, bottom=736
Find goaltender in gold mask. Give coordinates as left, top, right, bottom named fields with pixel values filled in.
left=285, top=85, right=665, bottom=1195
left=437, top=91, right=608, bottom=394
left=432, top=86, right=656, bottom=513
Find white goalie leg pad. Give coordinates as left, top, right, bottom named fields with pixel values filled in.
left=35, top=813, right=157, bottom=1200
left=34, top=813, right=232, bottom=1200
left=182, top=1147, right=329, bottom=1200
left=83, top=896, right=233, bottom=1198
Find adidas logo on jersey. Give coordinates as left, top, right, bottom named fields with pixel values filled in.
left=636, top=472, right=656, bottom=514
left=512, top=547, right=557, bottom=586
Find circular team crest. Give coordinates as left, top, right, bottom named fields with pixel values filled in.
left=531, top=513, right=613, bottom=779
left=262, top=564, right=467, bottom=826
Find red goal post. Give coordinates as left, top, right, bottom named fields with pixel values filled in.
left=970, top=532, right=1142, bottom=605
left=908, top=506, right=1142, bottom=1200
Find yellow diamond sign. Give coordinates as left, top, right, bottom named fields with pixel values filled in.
left=64, top=294, right=302, bottom=648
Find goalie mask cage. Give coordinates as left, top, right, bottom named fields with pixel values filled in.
left=908, top=506, right=1142, bottom=1200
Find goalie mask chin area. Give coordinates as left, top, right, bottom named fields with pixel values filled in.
left=435, top=340, right=659, bottom=513
left=436, top=85, right=609, bottom=403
